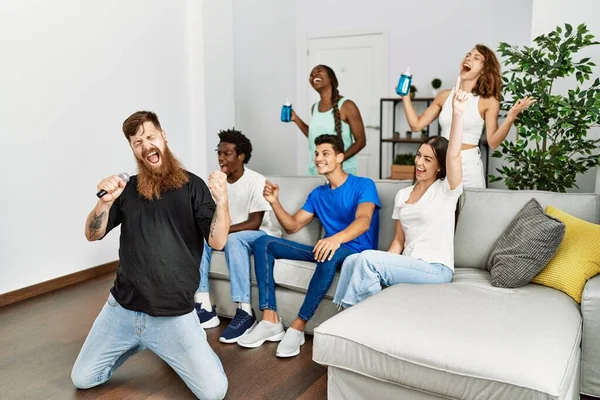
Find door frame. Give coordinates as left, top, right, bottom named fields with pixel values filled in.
left=295, top=30, right=390, bottom=176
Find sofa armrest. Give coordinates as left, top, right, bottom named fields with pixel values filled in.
left=581, top=274, right=600, bottom=396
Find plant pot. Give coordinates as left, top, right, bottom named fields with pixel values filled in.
left=432, top=89, right=439, bottom=97
left=409, top=92, right=416, bottom=100
left=391, top=164, right=415, bottom=180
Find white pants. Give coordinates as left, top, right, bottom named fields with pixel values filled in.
left=460, top=147, right=486, bottom=188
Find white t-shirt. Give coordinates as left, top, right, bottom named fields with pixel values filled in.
left=392, top=179, right=463, bottom=270
left=227, top=168, right=281, bottom=237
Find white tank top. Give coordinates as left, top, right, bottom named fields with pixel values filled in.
left=439, top=88, right=484, bottom=146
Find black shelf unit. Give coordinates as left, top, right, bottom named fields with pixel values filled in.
left=378, top=97, right=435, bottom=179
left=378, top=97, right=490, bottom=183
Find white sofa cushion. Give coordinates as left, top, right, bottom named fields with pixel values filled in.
left=313, top=268, right=582, bottom=400
left=455, top=189, right=599, bottom=270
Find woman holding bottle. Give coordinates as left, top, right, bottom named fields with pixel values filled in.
left=288, top=65, right=366, bottom=176
left=334, top=77, right=469, bottom=309
left=400, top=44, right=535, bottom=188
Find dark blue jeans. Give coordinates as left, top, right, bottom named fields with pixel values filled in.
left=253, top=235, right=356, bottom=321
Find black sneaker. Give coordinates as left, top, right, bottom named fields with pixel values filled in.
left=219, top=308, right=257, bottom=343
left=195, top=303, right=220, bottom=329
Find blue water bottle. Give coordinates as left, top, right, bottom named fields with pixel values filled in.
left=281, top=99, right=292, bottom=122
left=396, top=67, right=412, bottom=96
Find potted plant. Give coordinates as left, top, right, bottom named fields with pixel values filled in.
left=409, top=85, right=418, bottom=99
left=391, top=153, right=415, bottom=180
left=490, top=23, right=600, bottom=192
left=431, top=78, right=442, bottom=97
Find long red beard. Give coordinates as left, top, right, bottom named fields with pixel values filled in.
left=135, top=145, right=189, bottom=200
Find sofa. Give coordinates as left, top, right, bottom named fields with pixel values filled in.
left=205, top=175, right=600, bottom=399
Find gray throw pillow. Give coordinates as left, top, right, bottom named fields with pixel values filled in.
left=487, top=198, right=565, bottom=288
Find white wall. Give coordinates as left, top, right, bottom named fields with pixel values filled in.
left=294, top=0, right=534, bottom=178
left=0, top=0, right=207, bottom=295
left=231, top=0, right=533, bottom=176
left=202, top=0, right=236, bottom=174
left=233, top=0, right=298, bottom=176
left=531, top=0, right=600, bottom=193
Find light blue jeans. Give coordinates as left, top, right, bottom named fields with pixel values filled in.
left=333, top=250, right=453, bottom=308
left=198, top=230, right=266, bottom=303
left=71, top=293, right=228, bottom=400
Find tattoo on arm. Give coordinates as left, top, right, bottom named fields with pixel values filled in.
left=209, top=213, right=217, bottom=238
left=88, top=211, right=106, bottom=238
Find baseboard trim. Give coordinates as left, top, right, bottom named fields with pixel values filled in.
left=0, top=261, right=119, bottom=308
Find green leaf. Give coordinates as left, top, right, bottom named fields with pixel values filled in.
left=565, top=23, right=573, bottom=36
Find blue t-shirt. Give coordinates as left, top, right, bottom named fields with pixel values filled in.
left=302, top=174, right=380, bottom=252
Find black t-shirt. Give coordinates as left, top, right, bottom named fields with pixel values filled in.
left=102, top=171, right=215, bottom=316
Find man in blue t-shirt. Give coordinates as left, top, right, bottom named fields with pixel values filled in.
left=238, top=134, right=380, bottom=358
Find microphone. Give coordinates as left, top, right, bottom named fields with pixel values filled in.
left=96, top=172, right=130, bottom=198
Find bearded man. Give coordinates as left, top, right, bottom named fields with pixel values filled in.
left=71, top=111, right=229, bottom=400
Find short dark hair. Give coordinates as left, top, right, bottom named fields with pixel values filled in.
left=315, top=134, right=344, bottom=154
left=218, top=128, right=253, bottom=164
left=122, top=111, right=162, bottom=141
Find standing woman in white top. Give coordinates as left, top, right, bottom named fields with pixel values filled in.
left=401, top=44, right=535, bottom=188
left=333, top=77, right=468, bottom=308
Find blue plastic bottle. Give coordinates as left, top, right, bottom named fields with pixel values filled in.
left=281, top=99, right=292, bottom=122
left=396, top=67, right=412, bottom=97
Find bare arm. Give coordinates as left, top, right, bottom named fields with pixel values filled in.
left=313, top=202, right=376, bottom=262
left=484, top=97, right=536, bottom=149
left=330, top=202, right=375, bottom=244
left=447, top=77, right=466, bottom=190
left=264, top=180, right=313, bottom=234
left=402, top=90, right=449, bottom=132
left=207, top=203, right=230, bottom=250
left=85, top=174, right=126, bottom=241
left=229, top=211, right=264, bottom=234
left=85, top=201, right=112, bottom=241
left=340, top=100, right=366, bottom=160
left=270, top=200, right=313, bottom=234
left=207, top=171, right=230, bottom=250
left=387, top=220, right=405, bottom=254
left=292, top=109, right=310, bottom=138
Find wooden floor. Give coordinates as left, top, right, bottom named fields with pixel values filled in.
left=0, top=273, right=327, bottom=400
left=2, top=273, right=599, bottom=400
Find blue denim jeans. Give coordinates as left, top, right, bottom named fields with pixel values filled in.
left=253, top=235, right=356, bottom=321
left=333, top=250, right=453, bottom=308
left=198, top=230, right=266, bottom=303
left=71, top=293, right=228, bottom=400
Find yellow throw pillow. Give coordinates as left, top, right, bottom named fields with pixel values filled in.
left=531, top=206, right=600, bottom=303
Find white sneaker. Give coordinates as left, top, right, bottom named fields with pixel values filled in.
left=276, top=328, right=305, bottom=358
left=237, top=320, right=285, bottom=348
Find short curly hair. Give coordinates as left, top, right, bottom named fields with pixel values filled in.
left=217, top=128, right=253, bottom=164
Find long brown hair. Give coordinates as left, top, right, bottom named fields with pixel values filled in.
left=318, top=65, right=342, bottom=138
left=473, top=44, right=502, bottom=100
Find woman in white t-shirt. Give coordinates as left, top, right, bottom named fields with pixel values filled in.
left=333, top=77, right=468, bottom=308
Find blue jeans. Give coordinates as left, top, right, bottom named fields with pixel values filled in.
left=71, top=293, right=228, bottom=400
left=198, top=230, right=266, bottom=303
left=333, top=250, right=453, bottom=308
left=253, top=235, right=356, bottom=321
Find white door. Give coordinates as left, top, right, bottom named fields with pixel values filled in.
left=307, top=33, right=387, bottom=179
